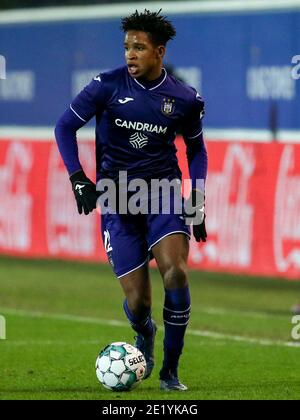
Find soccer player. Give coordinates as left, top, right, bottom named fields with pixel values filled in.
left=55, top=9, right=207, bottom=391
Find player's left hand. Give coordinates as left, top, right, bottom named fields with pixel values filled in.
left=70, top=170, right=99, bottom=215
left=185, top=189, right=207, bottom=242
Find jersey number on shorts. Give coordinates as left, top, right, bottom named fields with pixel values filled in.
left=104, top=229, right=113, bottom=253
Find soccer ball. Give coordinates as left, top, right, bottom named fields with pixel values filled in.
left=95, top=342, right=146, bottom=391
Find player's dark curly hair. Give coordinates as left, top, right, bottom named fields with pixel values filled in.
left=121, top=9, right=176, bottom=46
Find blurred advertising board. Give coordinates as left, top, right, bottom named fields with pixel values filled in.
left=0, top=136, right=299, bottom=280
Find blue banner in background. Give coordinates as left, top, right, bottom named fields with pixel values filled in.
left=0, top=9, right=299, bottom=129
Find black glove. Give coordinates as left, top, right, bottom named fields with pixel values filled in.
left=193, top=214, right=207, bottom=243
left=185, top=188, right=207, bottom=242
left=70, top=170, right=99, bottom=215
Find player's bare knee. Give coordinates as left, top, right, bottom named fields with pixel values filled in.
left=163, top=265, right=188, bottom=289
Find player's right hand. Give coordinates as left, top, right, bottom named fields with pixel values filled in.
left=70, top=170, right=99, bottom=215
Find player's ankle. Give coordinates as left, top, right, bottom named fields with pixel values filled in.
left=159, top=367, right=178, bottom=380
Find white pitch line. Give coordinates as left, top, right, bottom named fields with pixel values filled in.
left=0, top=307, right=127, bottom=327
left=1, top=307, right=299, bottom=349
left=187, top=329, right=300, bottom=348
left=200, top=306, right=288, bottom=320
left=2, top=339, right=103, bottom=347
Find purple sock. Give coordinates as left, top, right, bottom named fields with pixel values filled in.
left=162, top=286, right=191, bottom=374
left=123, top=299, right=153, bottom=338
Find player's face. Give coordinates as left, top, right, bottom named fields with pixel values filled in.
left=124, top=31, right=165, bottom=81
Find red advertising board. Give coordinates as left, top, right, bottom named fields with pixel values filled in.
left=0, top=137, right=299, bottom=280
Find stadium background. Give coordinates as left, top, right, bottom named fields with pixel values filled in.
left=0, top=0, right=300, bottom=401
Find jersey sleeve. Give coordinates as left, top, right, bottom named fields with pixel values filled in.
left=181, top=91, right=205, bottom=141
left=70, top=73, right=111, bottom=123
left=54, top=73, right=112, bottom=176
left=182, top=92, right=207, bottom=191
left=54, top=108, right=85, bottom=176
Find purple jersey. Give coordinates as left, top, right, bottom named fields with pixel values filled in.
left=69, top=66, right=206, bottom=182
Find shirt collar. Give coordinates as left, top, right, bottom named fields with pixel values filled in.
left=133, top=68, right=167, bottom=91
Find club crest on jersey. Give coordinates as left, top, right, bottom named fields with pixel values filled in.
left=161, top=98, right=175, bottom=116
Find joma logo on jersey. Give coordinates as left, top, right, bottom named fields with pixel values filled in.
left=115, top=119, right=167, bottom=134
left=161, top=98, right=175, bottom=116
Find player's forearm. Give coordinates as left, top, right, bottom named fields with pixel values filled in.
left=186, top=133, right=208, bottom=191
left=54, top=108, right=85, bottom=176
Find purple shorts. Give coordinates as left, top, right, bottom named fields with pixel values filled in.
left=100, top=200, right=190, bottom=278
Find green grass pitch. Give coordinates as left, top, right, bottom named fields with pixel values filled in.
left=0, top=255, right=300, bottom=400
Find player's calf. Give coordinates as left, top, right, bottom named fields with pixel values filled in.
left=158, top=284, right=191, bottom=390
